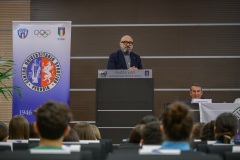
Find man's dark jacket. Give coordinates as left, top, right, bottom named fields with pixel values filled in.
left=107, top=50, right=143, bottom=69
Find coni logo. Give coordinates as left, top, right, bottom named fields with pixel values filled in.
left=17, top=28, right=28, bottom=39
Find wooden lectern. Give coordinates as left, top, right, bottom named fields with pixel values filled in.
left=96, top=70, right=154, bottom=144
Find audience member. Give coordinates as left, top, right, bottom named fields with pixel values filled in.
left=33, top=100, right=72, bottom=149
left=140, top=115, right=159, bottom=124
left=192, top=122, right=205, bottom=140
left=140, top=121, right=162, bottom=145
left=73, top=122, right=96, bottom=140
left=9, top=115, right=29, bottom=139
left=161, top=101, right=193, bottom=150
left=63, top=129, right=79, bottom=142
left=107, top=35, right=143, bottom=70
left=214, top=112, right=238, bottom=144
left=201, top=120, right=215, bottom=141
left=91, top=124, right=101, bottom=140
left=0, top=121, right=8, bottom=142
left=128, top=124, right=145, bottom=143
left=29, top=122, right=39, bottom=138
left=184, top=83, right=204, bottom=104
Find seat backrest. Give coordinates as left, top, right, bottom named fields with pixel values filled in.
left=0, top=145, right=11, bottom=151
left=81, top=143, right=102, bottom=160
left=224, top=152, right=240, bottom=160
left=100, top=139, right=113, bottom=154
left=208, top=145, right=233, bottom=158
left=0, top=142, right=12, bottom=151
left=196, top=143, right=209, bottom=153
left=107, top=151, right=223, bottom=160
left=13, top=143, right=29, bottom=150
left=118, top=142, right=140, bottom=149
left=0, top=150, right=81, bottom=160
left=191, top=140, right=207, bottom=150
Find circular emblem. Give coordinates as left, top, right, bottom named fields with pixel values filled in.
left=22, top=52, right=61, bottom=92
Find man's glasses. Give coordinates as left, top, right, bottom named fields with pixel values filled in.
left=121, top=41, right=134, bottom=45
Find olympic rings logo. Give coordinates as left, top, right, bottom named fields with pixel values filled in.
left=34, top=30, right=51, bottom=38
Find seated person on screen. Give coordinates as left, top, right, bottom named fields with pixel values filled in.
left=160, top=101, right=193, bottom=150
left=184, top=83, right=205, bottom=104
left=33, top=100, right=72, bottom=149
left=214, top=112, right=238, bottom=144
left=107, top=35, right=143, bottom=70
left=0, top=121, right=8, bottom=142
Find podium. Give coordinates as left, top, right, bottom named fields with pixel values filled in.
left=96, top=70, right=154, bottom=144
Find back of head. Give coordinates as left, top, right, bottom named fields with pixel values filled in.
left=201, top=120, right=215, bottom=141
left=192, top=122, right=206, bottom=139
left=142, top=121, right=162, bottom=144
left=91, top=124, right=101, bottom=140
left=63, top=129, right=79, bottom=142
left=162, top=101, right=193, bottom=141
left=36, top=100, right=72, bottom=140
left=129, top=124, right=145, bottom=143
left=9, top=115, right=29, bottom=139
left=0, top=121, right=8, bottom=141
left=73, top=122, right=96, bottom=140
left=140, top=115, right=159, bottom=124
left=215, top=112, right=238, bottom=144
left=29, top=123, right=39, bottom=138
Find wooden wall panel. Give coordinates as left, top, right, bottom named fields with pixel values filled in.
left=70, top=91, right=96, bottom=121
left=71, top=59, right=240, bottom=88
left=31, top=0, right=240, bottom=24
left=71, top=27, right=240, bottom=56
left=70, top=90, right=240, bottom=121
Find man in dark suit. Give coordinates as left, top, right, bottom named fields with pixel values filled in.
left=184, top=83, right=204, bottom=104
left=107, top=35, right=143, bottom=70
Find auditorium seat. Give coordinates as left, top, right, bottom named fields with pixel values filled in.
left=107, top=150, right=222, bottom=160
left=224, top=152, right=240, bottom=160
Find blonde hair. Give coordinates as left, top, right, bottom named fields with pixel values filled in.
left=91, top=124, right=101, bottom=140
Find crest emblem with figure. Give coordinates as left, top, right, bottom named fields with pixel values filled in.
left=22, top=52, right=61, bottom=92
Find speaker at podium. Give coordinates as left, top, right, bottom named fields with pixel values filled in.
left=96, top=70, right=154, bottom=144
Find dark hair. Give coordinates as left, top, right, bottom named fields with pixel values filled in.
left=36, top=100, right=72, bottom=140
left=140, top=115, right=159, bottom=124
left=63, top=129, right=79, bottom=142
left=73, top=122, right=96, bottom=140
left=0, top=121, right=8, bottom=141
left=29, top=123, right=39, bottom=138
left=192, top=122, right=206, bottom=139
left=142, top=121, right=162, bottom=144
left=215, top=112, right=238, bottom=144
left=129, top=124, right=145, bottom=143
left=9, top=115, right=29, bottom=139
left=162, top=101, right=193, bottom=141
left=190, top=83, right=202, bottom=91
left=201, top=120, right=215, bottom=141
